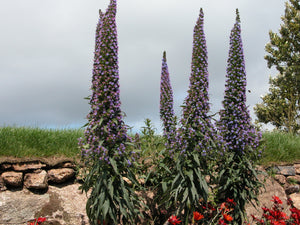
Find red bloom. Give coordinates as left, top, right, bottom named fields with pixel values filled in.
left=223, top=213, right=233, bottom=222
left=218, top=218, right=228, bottom=225
left=193, top=211, right=204, bottom=221
left=28, top=217, right=47, bottom=225
left=226, top=198, right=236, bottom=206
left=37, top=217, right=47, bottom=223
left=271, top=196, right=283, bottom=205
left=168, top=215, right=181, bottom=225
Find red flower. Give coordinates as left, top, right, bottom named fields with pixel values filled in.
left=37, top=217, right=47, bottom=223
left=193, top=211, right=204, bottom=221
left=168, top=215, right=181, bottom=225
left=226, top=198, right=236, bottom=206
left=218, top=218, right=228, bottom=225
left=271, top=196, right=283, bottom=205
left=27, top=217, right=47, bottom=225
left=223, top=213, right=233, bottom=222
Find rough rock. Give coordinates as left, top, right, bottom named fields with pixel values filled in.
left=0, top=184, right=89, bottom=225
left=24, top=170, right=48, bottom=189
left=276, top=166, right=296, bottom=176
left=0, top=188, right=50, bottom=224
left=61, top=162, right=75, bottom=168
left=1, top=163, right=12, bottom=170
left=245, top=173, right=288, bottom=221
left=48, top=168, right=75, bottom=184
left=287, top=175, right=300, bottom=184
left=290, top=193, right=300, bottom=209
left=285, top=185, right=300, bottom=195
left=1, top=171, right=23, bottom=187
left=13, top=161, right=47, bottom=171
left=0, top=176, right=7, bottom=191
left=294, top=164, right=300, bottom=175
left=274, top=174, right=286, bottom=185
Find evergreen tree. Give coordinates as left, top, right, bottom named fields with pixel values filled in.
left=79, top=1, right=141, bottom=224
left=160, top=51, right=176, bottom=149
left=216, top=10, right=262, bottom=224
left=254, top=0, right=300, bottom=133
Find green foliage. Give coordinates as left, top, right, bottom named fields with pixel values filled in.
left=255, top=0, right=300, bottom=133
left=162, top=150, right=209, bottom=225
left=0, top=126, right=82, bottom=157
left=80, top=156, right=143, bottom=225
left=216, top=152, right=263, bottom=225
left=259, top=131, right=300, bottom=165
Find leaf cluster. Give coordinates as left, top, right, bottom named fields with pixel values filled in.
left=80, top=157, right=143, bottom=225
left=216, top=152, right=263, bottom=225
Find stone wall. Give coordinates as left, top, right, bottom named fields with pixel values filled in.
left=0, top=158, right=80, bottom=191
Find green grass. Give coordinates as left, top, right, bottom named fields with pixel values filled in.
left=0, top=126, right=84, bottom=158
left=260, top=131, right=300, bottom=165
left=1, top=126, right=300, bottom=165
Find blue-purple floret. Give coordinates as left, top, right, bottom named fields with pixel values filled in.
left=79, top=0, right=131, bottom=163
left=160, top=51, right=176, bottom=149
left=176, top=8, right=217, bottom=156
left=218, top=10, right=261, bottom=155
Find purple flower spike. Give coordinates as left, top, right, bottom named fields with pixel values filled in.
left=79, top=0, right=130, bottom=163
left=160, top=51, right=176, bottom=148
left=218, top=9, right=261, bottom=155
left=176, top=8, right=217, bottom=156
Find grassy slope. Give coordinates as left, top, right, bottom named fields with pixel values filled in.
left=0, top=126, right=83, bottom=158
left=0, top=126, right=300, bottom=165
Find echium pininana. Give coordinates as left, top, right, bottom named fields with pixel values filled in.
left=218, top=9, right=261, bottom=155
left=160, top=51, right=176, bottom=149
left=177, top=8, right=216, bottom=156
left=78, top=0, right=130, bottom=163
left=79, top=1, right=142, bottom=224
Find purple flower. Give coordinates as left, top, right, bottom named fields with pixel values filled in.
left=218, top=9, right=261, bottom=155
left=79, top=0, right=131, bottom=162
left=160, top=51, right=176, bottom=149
left=176, top=8, right=218, bottom=155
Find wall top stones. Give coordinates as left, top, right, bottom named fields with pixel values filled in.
left=0, top=157, right=80, bottom=192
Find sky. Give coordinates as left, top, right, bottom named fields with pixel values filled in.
left=0, top=0, right=286, bottom=133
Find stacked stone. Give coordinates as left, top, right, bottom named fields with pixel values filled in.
left=0, top=160, right=76, bottom=191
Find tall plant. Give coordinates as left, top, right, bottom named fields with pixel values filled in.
left=164, top=9, right=213, bottom=224
left=216, top=9, right=262, bottom=224
left=78, top=0, right=141, bottom=224
left=160, top=51, right=176, bottom=149
left=178, top=8, right=216, bottom=159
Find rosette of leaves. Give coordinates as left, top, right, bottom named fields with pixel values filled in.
left=216, top=10, right=262, bottom=224
left=78, top=1, right=142, bottom=224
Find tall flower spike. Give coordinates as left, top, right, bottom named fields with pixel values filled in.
left=177, top=8, right=216, bottom=156
left=160, top=51, right=176, bottom=148
left=218, top=9, right=261, bottom=155
left=79, top=0, right=130, bottom=162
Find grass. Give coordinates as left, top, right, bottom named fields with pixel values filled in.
left=0, top=126, right=84, bottom=158
left=259, top=131, right=300, bottom=165
left=0, top=126, right=300, bottom=165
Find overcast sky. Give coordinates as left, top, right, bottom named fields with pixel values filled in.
left=0, top=0, right=285, bottom=133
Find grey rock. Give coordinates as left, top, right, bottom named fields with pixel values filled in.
left=285, top=185, right=300, bottom=195
left=276, top=166, right=296, bottom=176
